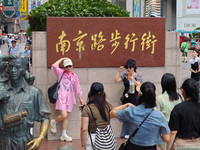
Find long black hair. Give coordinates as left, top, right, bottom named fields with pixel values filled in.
left=181, top=78, right=198, bottom=101
left=87, top=89, right=110, bottom=122
left=161, top=73, right=179, bottom=101
left=139, top=82, right=156, bottom=108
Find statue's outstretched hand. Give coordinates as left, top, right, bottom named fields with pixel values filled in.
left=27, top=119, right=50, bottom=150
left=27, top=136, right=43, bottom=150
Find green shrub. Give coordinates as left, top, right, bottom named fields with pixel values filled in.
left=26, top=26, right=32, bottom=37
left=28, top=0, right=130, bottom=31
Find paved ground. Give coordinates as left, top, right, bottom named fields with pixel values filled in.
left=40, top=138, right=127, bottom=150
left=40, top=138, right=162, bottom=150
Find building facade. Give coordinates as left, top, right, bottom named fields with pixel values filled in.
left=177, top=0, right=200, bottom=30
left=113, top=0, right=200, bottom=31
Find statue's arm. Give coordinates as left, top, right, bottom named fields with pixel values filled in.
left=0, top=88, right=10, bottom=103
left=27, top=119, right=50, bottom=150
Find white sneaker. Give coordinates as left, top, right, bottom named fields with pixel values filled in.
left=124, top=135, right=129, bottom=139
left=50, top=119, right=57, bottom=134
left=60, top=134, right=72, bottom=142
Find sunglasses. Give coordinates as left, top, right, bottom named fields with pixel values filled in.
left=125, top=66, right=133, bottom=69
left=65, top=65, right=72, bottom=68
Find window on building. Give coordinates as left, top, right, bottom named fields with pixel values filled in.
left=145, top=0, right=163, bottom=17
left=112, top=0, right=126, bottom=10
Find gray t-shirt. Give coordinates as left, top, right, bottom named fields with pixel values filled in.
left=121, top=73, right=143, bottom=83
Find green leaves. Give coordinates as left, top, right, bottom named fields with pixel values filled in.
left=28, top=0, right=130, bottom=31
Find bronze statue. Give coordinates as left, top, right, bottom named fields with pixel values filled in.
left=0, top=53, right=35, bottom=103
left=0, top=52, right=51, bottom=150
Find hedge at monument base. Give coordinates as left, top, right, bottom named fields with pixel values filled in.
left=28, top=0, right=130, bottom=31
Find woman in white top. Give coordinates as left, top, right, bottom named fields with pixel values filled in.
left=189, top=49, right=200, bottom=81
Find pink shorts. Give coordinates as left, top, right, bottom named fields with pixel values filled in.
left=55, top=100, right=74, bottom=112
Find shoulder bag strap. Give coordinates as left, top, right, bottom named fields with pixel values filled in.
left=177, top=93, right=183, bottom=102
left=125, top=109, right=154, bottom=145
left=87, top=105, right=111, bottom=149
left=184, top=43, right=187, bottom=48
left=88, top=125, right=95, bottom=149
left=87, top=105, right=96, bottom=150
left=108, top=107, right=111, bottom=124
left=58, top=71, right=65, bottom=85
left=87, top=105, right=98, bottom=128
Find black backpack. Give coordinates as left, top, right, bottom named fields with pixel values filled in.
left=48, top=72, right=64, bottom=104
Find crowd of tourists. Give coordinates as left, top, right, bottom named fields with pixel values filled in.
left=50, top=58, right=200, bottom=150
left=0, top=33, right=33, bottom=73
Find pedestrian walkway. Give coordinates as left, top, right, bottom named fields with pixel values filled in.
left=179, top=50, right=193, bottom=87
left=40, top=138, right=162, bottom=150
left=40, top=138, right=124, bottom=150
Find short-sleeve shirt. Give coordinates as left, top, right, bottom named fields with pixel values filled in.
left=121, top=73, right=143, bottom=83
left=24, top=50, right=30, bottom=57
left=116, top=104, right=170, bottom=146
left=181, top=42, right=189, bottom=52
left=0, top=79, right=51, bottom=149
left=81, top=103, right=113, bottom=133
left=156, top=91, right=182, bottom=123
left=8, top=46, right=19, bottom=54
left=189, top=57, right=200, bottom=68
left=169, top=100, right=200, bottom=138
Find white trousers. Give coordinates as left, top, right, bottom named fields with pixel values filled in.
left=86, top=133, right=96, bottom=150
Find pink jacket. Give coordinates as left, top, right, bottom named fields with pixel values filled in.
left=51, top=64, right=82, bottom=106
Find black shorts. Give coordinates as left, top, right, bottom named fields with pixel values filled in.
left=126, top=142, right=156, bottom=150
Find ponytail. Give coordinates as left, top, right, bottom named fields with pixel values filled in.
left=139, top=82, right=156, bottom=108
left=182, top=78, right=198, bottom=101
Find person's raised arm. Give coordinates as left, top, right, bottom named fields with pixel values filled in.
left=52, top=57, right=69, bottom=66
left=114, top=66, right=124, bottom=82
left=110, top=103, right=135, bottom=118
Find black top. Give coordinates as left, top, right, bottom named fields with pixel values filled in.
left=169, top=100, right=200, bottom=138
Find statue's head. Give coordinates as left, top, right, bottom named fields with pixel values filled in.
left=8, top=52, right=28, bottom=81
left=0, top=54, right=9, bottom=74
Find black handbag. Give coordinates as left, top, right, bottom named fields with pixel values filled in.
left=48, top=71, right=65, bottom=104
left=119, top=109, right=154, bottom=150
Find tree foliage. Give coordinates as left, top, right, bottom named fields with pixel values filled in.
left=28, top=0, right=130, bottom=31
left=192, top=27, right=200, bottom=38
left=26, top=26, right=32, bottom=37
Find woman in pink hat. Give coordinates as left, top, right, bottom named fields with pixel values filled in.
left=50, top=57, right=83, bottom=142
